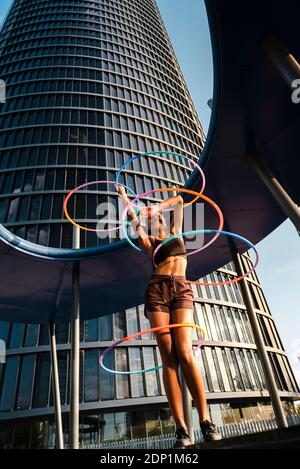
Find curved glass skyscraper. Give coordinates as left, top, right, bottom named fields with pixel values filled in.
left=0, top=0, right=204, bottom=247
left=0, top=0, right=299, bottom=448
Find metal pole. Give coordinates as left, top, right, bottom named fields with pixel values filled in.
left=49, top=321, right=64, bottom=449
left=263, top=34, right=300, bottom=87
left=179, top=367, right=194, bottom=443
left=247, top=152, right=300, bottom=234
left=231, top=249, right=288, bottom=428
left=69, top=226, right=81, bottom=449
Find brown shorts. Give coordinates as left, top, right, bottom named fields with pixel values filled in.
left=144, top=274, right=194, bottom=319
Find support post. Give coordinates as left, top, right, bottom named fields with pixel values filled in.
left=231, top=249, right=288, bottom=428
left=49, top=321, right=64, bottom=449
left=179, top=367, right=194, bottom=443
left=263, top=34, right=300, bottom=87
left=247, top=153, right=300, bottom=234
left=69, top=226, right=81, bottom=449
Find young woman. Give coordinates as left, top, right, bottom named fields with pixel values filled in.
left=117, top=185, right=221, bottom=448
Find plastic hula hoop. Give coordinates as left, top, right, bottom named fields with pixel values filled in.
left=99, top=323, right=205, bottom=375
left=121, top=187, right=224, bottom=253
left=63, top=180, right=138, bottom=233
left=115, top=151, right=206, bottom=205
left=153, top=229, right=259, bottom=285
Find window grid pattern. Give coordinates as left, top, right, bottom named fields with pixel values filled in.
left=1, top=258, right=299, bottom=413
left=2, top=398, right=297, bottom=448
left=0, top=0, right=298, bottom=425
left=0, top=0, right=204, bottom=249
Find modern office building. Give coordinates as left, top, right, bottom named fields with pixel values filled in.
left=0, top=0, right=299, bottom=448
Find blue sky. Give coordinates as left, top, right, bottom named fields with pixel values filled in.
left=1, top=0, right=299, bottom=385
left=0, top=0, right=11, bottom=26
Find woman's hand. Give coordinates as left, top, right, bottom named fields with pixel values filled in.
left=139, top=205, right=160, bottom=219
left=114, top=183, right=126, bottom=196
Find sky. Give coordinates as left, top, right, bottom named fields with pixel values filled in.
left=0, top=0, right=11, bottom=26
left=0, top=0, right=299, bottom=386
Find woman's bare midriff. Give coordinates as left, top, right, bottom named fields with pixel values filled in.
left=153, top=255, right=187, bottom=276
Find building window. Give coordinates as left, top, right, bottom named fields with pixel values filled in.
left=205, top=348, right=221, bottom=392
left=0, top=322, right=10, bottom=344
left=85, top=319, right=98, bottom=342
left=115, top=348, right=130, bottom=398
left=33, top=353, right=51, bottom=408
left=215, top=347, right=232, bottom=392
left=129, top=348, right=145, bottom=397
left=7, top=198, right=19, bottom=223
left=146, top=409, right=162, bottom=437
left=57, top=351, right=68, bottom=405
left=220, top=403, right=235, bottom=424
left=143, top=347, right=159, bottom=396
left=209, top=403, right=223, bottom=427
left=84, top=350, right=99, bottom=402
left=101, top=413, right=115, bottom=443
left=114, top=412, right=131, bottom=441
left=225, top=349, right=244, bottom=391
left=0, top=356, right=19, bottom=411
left=113, top=312, right=126, bottom=340
left=16, top=354, right=35, bottom=410
left=100, top=348, right=115, bottom=401
left=99, top=315, right=112, bottom=341
left=131, top=411, right=146, bottom=439
left=55, top=323, right=69, bottom=344
left=24, top=324, right=39, bottom=347
left=235, top=349, right=253, bottom=390
left=9, top=324, right=24, bottom=348
left=126, top=308, right=138, bottom=336
left=252, top=351, right=266, bottom=389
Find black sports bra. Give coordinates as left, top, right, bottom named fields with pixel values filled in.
left=153, top=236, right=186, bottom=266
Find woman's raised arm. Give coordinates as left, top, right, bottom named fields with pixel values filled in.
left=115, top=184, right=152, bottom=251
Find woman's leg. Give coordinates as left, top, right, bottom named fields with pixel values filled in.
left=147, top=310, right=187, bottom=430
left=171, top=308, right=210, bottom=422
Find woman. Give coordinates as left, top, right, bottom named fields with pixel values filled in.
left=117, top=184, right=221, bottom=448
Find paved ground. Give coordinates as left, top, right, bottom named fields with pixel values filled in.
left=189, top=425, right=300, bottom=449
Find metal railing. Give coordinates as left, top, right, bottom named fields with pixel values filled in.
left=81, top=415, right=300, bottom=449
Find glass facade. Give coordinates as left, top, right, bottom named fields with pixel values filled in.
left=0, top=0, right=204, bottom=248
left=0, top=0, right=299, bottom=448
left=0, top=400, right=298, bottom=449
left=0, top=257, right=299, bottom=417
